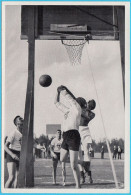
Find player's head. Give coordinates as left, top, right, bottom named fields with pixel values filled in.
left=87, top=99, right=96, bottom=110
left=76, top=97, right=87, bottom=109
left=56, top=129, right=61, bottom=139
left=14, top=116, right=24, bottom=132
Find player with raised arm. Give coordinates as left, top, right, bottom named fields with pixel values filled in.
left=54, top=85, right=82, bottom=188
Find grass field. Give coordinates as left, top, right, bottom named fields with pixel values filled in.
left=4, top=153, right=124, bottom=189
left=34, top=153, right=124, bottom=189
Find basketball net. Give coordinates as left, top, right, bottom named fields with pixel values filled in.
left=61, top=39, right=87, bottom=66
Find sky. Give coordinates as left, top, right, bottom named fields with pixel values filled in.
left=3, top=5, right=125, bottom=142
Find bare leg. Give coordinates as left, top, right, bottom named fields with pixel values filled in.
left=13, top=166, right=19, bottom=188
left=78, top=146, right=84, bottom=170
left=52, top=160, right=58, bottom=184
left=83, top=143, right=91, bottom=162
left=60, top=149, right=68, bottom=186
left=5, top=162, right=16, bottom=188
left=61, top=162, right=66, bottom=186
left=69, top=150, right=81, bottom=188
left=60, top=148, right=68, bottom=162
left=78, top=146, right=85, bottom=184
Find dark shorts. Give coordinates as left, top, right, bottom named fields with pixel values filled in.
left=6, top=149, right=20, bottom=168
left=61, top=129, right=81, bottom=151
left=52, top=152, right=60, bottom=161
left=83, top=161, right=91, bottom=172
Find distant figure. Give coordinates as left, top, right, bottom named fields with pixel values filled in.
left=113, top=145, right=118, bottom=159
left=47, top=145, right=51, bottom=158
left=41, top=144, right=46, bottom=158
left=118, top=146, right=122, bottom=159
left=33, top=141, right=38, bottom=160
left=89, top=145, right=93, bottom=157
left=101, top=146, right=104, bottom=159
left=36, top=143, right=43, bottom=158
left=92, top=148, right=94, bottom=157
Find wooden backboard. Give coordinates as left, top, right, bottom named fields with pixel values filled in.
left=21, top=5, right=123, bottom=40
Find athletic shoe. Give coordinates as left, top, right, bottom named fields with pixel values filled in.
left=62, top=182, right=66, bottom=186
left=89, top=178, right=93, bottom=184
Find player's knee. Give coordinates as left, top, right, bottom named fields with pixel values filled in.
left=60, top=157, right=63, bottom=162
left=62, top=166, right=65, bottom=172
left=60, top=156, right=66, bottom=162
left=88, top=171, right=91, bottom=176
left=8, top=174, right=15, bottom=182
left=70, top=162, right=77, bottom=171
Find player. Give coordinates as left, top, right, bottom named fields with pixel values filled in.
left=54, top=85, right=85, bottom=188
left=50, top=129, right=66, bottom=186
left=79, top=99, right=96, bottom=184
left=4, top=116, right=24, bottom=188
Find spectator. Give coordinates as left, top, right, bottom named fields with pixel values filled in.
left=92, top=148, right=94, bottom=157
left=113, top=145, right=117, bottom=159
left=41, top=144, right=46, bottom=158
left=101, top=146, right=104, bottom=159
left=118, top=146, right=122, bottom=159
left=89, top=145, right=93, bottom=157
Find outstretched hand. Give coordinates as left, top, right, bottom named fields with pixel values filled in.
left=57, top=85, right=67, bottom=93
left=57, top=85, right=76, bottom=100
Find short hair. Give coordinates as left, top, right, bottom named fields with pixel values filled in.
left=13, top=116, right=22, bottom=126
left=76, top=97, right=87, bottom=108
left=57, top=129, right=61, bottom=132
left=88, top=99, right=96, bottom=110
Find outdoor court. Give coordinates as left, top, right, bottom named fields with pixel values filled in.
left=34, top=153, right=124, bottom=189
left=4, top=153, right=124, bottom=189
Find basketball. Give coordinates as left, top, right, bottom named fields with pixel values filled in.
left=39, top=75, right=52, bottom=87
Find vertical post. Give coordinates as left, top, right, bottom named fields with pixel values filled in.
left=115, top=6, right=125, bottom=105
left=113, top=6, right=119, bottom=40
left=18, top=6, right=35, bottom=188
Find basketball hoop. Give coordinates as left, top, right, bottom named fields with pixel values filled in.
left=61, top=36, right=90, bottom=66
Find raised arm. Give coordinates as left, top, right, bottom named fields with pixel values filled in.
left=54, top=90, right=69, bottom=114
left=54, top=91, right=60, bottom=104
left=57, top=85, right=80, bottom=108
left=57, top=85, right=76, bottom=100
left=55, top=85, right=81, bottom=114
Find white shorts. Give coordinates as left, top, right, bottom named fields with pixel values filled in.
left=79, top=126, right=92, bottom=145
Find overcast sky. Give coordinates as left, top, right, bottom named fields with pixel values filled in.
left=4, top=5, right=125, bottom=141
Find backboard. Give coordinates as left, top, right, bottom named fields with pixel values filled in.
left=21, top=5, right=122, bottom=40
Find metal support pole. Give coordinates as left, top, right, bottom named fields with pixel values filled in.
left=18, top=6, right=35, bottom=188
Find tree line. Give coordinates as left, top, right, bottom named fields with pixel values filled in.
left=34, top=134, right=124, bottom=153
